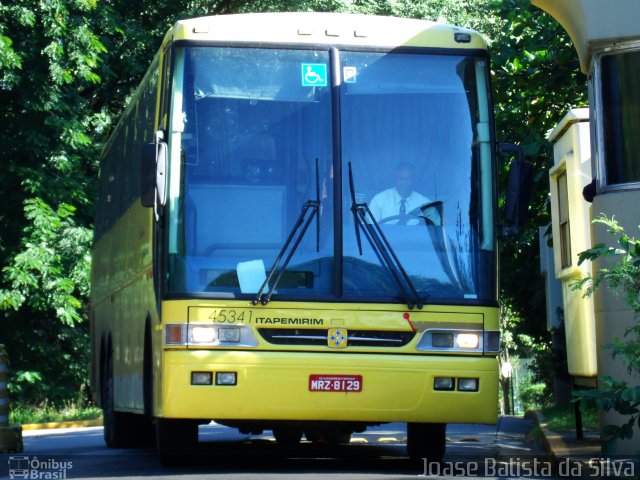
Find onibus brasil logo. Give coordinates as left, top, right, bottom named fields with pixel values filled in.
left=8, top=456, right=73, bottom=479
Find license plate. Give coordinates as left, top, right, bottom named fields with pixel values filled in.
left=309, top=375, right=362, bottom=392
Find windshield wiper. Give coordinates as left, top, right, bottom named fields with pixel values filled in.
left=253, top=159, right=321, bottom=305
left=348, top=162, right=424, bottom=310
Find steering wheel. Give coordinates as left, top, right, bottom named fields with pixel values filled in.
left=378, top=204, right=426, bottom=225
left=378, top=208, right=437, bottom=226
left=378, top=214, right=412, bottom=225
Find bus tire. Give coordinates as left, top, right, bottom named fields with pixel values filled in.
left=131, top=414, right=155, bottom=448
left=323, top=428, right=352, bottom=444
left=143, top=317, right=153, bottom=418
left=273, top=427, right=303, bottom=444
left=406, top=422, right=446, bottom=463
left=304, top=428, right=352, bottom=444
left=156, top=418, right=198, bottom=465
left=304, top=428, right=323, bottom=442
left=135, top=319, right=156, bottom=448
left=102, top=355, right=132, bottom=448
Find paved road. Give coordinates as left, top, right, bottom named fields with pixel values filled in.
left=2, top=417, right=553, bottom=479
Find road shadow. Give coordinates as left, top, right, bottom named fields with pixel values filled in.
left=8, top=418, right=543, bottom=478
left=3, top=439, right=426, bottom=478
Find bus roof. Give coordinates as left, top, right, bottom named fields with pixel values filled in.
left=166, top=12, right=487, bottom=51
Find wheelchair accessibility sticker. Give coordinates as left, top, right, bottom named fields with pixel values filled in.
left=301, top=64, right=327, bottom=87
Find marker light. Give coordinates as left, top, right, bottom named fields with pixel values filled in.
left=458, top=378, right=479, bottom=392
left=191, top=372, right=213, bottom=385
left=216, top=372, right=237, bottom=386
left=484, top=331, right=501, bottom=353
left=218, top=327, right=241, bottom=343
left=456, top=333, right=480, bottom=349
left=166, top=324, right=186, bottom=345
left=190, top=325, right=216, bottom=344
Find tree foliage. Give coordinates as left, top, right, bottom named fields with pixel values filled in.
left=0, top=0, right=108, bottom=404
left=574, top=216, right=640, bottom=443
left=0, top=0, right=586, bottom=405
left=488, top=0, right=587, bottom=348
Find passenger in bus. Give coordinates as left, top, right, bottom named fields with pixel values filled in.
left=369, top=162, right=429, bottom=225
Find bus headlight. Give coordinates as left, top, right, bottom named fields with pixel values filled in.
left=190, top=325, right=217, bottom=344
left=218, top=327, right=241, bottom=343
left=456, top=333, right=480, bottom=349
left=416, top=329, right=484, bottom=352
left=432, top=333, right=454, bottom=348
left=165, top=324, right=259, bottom=348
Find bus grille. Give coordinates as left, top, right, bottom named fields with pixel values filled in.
left=257, top=328, right=415, bottom=347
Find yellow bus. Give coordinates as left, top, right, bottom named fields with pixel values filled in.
left=91, top=12, right=507, bottom=463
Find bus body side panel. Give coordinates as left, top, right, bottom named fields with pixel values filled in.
left=90, top=49, right=162, bottom=415
left=90, top=201, right=156, bottom=413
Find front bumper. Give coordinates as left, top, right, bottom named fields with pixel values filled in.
left=161, top=350, right=498, bottom=424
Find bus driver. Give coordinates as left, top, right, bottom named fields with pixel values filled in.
left=369, top=162, right=429, bottom=225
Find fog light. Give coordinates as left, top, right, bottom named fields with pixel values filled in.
left=191, top=371, right=212, bottom=385
left=456, top=333, right=479, bottom=349
left=190, top=325, right=216, bottom=344
left=218, top=327, right=241, bottom=343
left=216, top=372, right=237, bottom=386
left=432, top=333, right=454, bottom=348
left=434, top=377, right=455, bottom=391
left=458, top=378, right=479, bottom=392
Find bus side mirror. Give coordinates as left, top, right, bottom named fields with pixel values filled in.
left=141, top=141, right=168, bottom=208
left=500, top=143, right=532, bottom=235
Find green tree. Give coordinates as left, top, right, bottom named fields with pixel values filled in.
left=575, top=216, right=640, bottom=442
left=487, top=0, right=587, bottom=363
left=0, top=0, right=106, bottom=404
left=0, top=0, right=588, bottom=407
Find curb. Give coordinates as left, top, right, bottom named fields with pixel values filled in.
left=528, top=410, right=600, bottom=457
left=525, top=411, right=563, bottom=459
left=20, top=419, right=103, bottom=431
left=527, top=410, right=605, bottom=478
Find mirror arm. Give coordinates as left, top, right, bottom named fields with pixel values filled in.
left=499, top=142, right=532, bottom=236
left=498, top=142, right=523, bottom=163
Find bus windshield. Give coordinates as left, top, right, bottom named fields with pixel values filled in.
left=167, top=46, right=495, bottom=304
left=341, top=51, right=495, bottom=303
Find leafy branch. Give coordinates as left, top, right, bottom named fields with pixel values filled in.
left=573, top=214, right=640, bottom=443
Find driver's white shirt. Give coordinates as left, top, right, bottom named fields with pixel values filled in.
left=369, top=188, right=429, bottom=224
